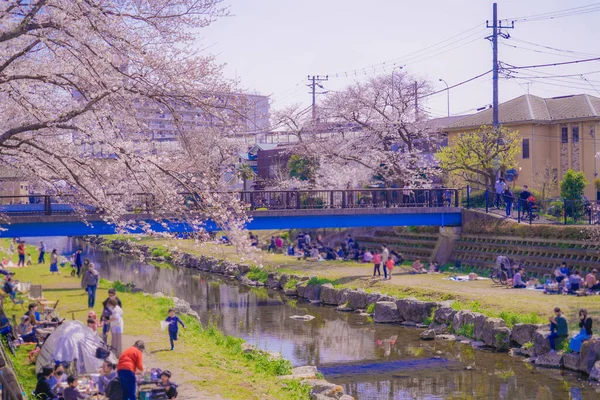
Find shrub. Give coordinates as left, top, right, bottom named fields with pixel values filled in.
left=457, top=323, right=474, bottom=338
left=366, top=303, right=375, bottom=314
left=284, top=278, right=298, bottom=290
left=523, top=341, right=534, bottom=349
left=151, top=247, right=171, bottom=258
left=423, top=309, right=436, bottom=326
left=247, top=267, right=269, bottom=283
left=307, top=277, right=335, bottom=286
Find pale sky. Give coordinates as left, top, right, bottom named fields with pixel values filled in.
left=201, top=0, right=600, bottom=119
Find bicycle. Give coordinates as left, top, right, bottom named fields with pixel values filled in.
left=489, top=267, right=509, bottom=285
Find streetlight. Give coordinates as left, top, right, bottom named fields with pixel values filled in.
left=439, top=78, right=450, bottom=117
left=391, top=66, right=404, bottom=100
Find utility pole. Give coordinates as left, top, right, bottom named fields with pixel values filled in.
left=486, top=3, right=514, bottom=130
left=307, top=75, right=328, bottom=123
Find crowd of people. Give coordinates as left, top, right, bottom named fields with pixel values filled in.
left=0, top=241, right=183, bottom=399
left=500, top=258, right=600, bottom=295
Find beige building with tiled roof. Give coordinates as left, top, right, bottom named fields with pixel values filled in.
left=445, top=94, right=600, bottom=199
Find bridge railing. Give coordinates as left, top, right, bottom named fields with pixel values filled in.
left=0, top=188, right=460, bottom=216
left=237, top=188, right=460, bottom=210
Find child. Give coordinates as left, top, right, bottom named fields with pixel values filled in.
left=26, top=253, right=32, bottom=266
left=157, top=370, right=178, bottom=399
left=63, top=375, right=87, bottom=400
left=165, top=309, right=185, bottom=351
left=385, top=258, right=395, bottom=280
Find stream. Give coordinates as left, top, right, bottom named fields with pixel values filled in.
left=31, top=237, right=600, bottom=399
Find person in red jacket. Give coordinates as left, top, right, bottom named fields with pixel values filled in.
left=117, top=340, right=145, bottom=400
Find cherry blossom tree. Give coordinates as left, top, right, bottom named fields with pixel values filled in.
left=0, top=0, right=250, bottom=239
left=272, top=73, right=439, bottom=189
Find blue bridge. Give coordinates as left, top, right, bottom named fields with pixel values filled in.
left=0, top=189, right=462, bottom=237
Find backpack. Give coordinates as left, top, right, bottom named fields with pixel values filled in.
left=105, top=377, right=123, bottom=400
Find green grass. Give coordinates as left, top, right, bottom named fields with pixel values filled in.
left=285, top=278, right=299, bottom=290
left=306, top=277, right=335, bottom=286
left=247, top=266, right=269, bottom=283
left=366, top=303, right=375, bottom=314
left=150, top=247, right=172, bottom=258
left=6, top=343, right=37, bottom=394
left=0, top=239, right=310, bottom=400
left=457, top=323, right=474, bottom=338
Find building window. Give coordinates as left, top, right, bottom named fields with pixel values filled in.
left=572, top=126, right=579, bottom=143
left=561, top=127, right=568, bottom=143
left=522, top=138, right=530, bottom=159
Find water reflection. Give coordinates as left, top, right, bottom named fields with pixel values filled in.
left=33, top=237, right=600, bottom=400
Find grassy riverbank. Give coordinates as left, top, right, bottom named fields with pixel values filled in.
left=0, top=239, right=310, bottom=399
left=104, top=235, right=600, bottom=328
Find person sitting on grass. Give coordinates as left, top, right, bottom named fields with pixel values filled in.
left=98, top=360, right=118, bottom=396
left=3, top=276, right=18, bottom=303
left=63, top=375, right=88, bottom=400
left=157, top=370, right=178, bottom=399
left=34, top=366, right=57, bottom=400
left=411, top=260, right=425, bottom=274
left=548, top=307, right=569, bottom=352
left=363, top=249, right=373, bottom=263
left=512, top=267, right=526, bottom=288
left=429, top=261, right=440, bottom=273
left=585, top=269, right=600, bottom=292
left=287, top=243, right=295, bottom=256
left=17, top=315, right=38, bottom=344
left=568, top=271, right=583, bottom=294
left=569, top=308, right=593, bottom=353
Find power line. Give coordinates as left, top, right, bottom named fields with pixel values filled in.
left=418, top=70, right=492, bottom=100
left=323, top=24, right=485, bottom=78
left=509, top=38, right=600, bottom=58
left=505, top=3, right=600, bottom=22
left=501, top=41, right=593, bottom=60
left=503, top=57, right=600, bottom=70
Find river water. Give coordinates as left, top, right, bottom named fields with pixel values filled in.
left=35, top=237, right=600, bottom=399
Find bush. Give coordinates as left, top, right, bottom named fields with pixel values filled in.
left=307, top=277, right=335, bottom=286
left=457, top=323, right=474, bottom=338
left=151, top=247, right=171, bottom=258
left=366, top=303, right=375, bottom=314
left=547, top=201, right=563, bottom=217
left=247, top=267, right=269, bottom=283
left=284, top=278, right=298, bottom=290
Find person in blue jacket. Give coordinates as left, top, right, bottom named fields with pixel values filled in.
left=165, top=308, right=185, bottom=351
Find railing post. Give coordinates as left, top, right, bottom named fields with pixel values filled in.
left=249, top=191, right=254, bottom=210
left=385, top=190, right=390, bottom=208
left=466, top=187, right=470, bottom=209
left=454, top=190, right=459, bottom=207
left=342, top=191, right=347, bottom=209
left=428, top=190, right=433, bottom=207
left=517, top=200, right=521, bottom=223
left=529, top=203, right=533, bottom=225
left=564, top=199, right=567, bottom=225
left=296, top=191, right=301, bottom=209
left=329, top=191, right=334, bottom=209
left=485, top=190, right=489, bottom=213
left=44, top=196, right=51, bottom=215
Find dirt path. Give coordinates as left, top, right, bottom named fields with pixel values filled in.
left=280, top=262, right=599, bottom=322
left=121, top=336, right=223, bottom=400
